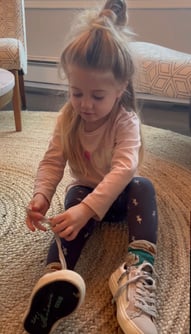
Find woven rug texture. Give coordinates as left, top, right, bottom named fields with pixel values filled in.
left=0, top=111, right=190, bottom=334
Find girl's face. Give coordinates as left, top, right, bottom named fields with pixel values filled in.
left=68, top=65, right=125, bottom=131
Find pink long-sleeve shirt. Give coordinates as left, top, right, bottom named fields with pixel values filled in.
left=34, top=106, right=141, bottom=220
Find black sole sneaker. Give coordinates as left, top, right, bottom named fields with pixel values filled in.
left=23, top=269, right=86, bottom=334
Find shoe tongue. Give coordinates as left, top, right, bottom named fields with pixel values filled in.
left=125, top=252, right=140, bottom=266
left=140, top=262, right=153, bottom=274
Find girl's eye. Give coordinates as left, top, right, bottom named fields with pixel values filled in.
left=72, top=93, right=82, bottom=98
left=93, top=96, right=104, bottom=100
left=72, top=94, right=104, bottom=100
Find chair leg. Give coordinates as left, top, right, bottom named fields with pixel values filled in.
left=19, top=70, right=27, bottom=110
left=12, top=70, right=22, bottom=131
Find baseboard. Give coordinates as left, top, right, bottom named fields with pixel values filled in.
left=136, top=93, right=190, bottom=105
left=25, top=80, right=66, bottom=91
left=25, top=61, right=191, bottom=105
left=25, top=61, right=67, bottom=91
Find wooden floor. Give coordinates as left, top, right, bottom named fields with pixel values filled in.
left=3, top=87, right=191, bottom=136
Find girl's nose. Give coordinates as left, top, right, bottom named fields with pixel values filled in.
left=81, top=97, right=93, bottom=109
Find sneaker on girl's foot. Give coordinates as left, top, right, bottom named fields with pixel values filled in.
left=109, top=261, right=157, bottom=334
left=23, top=269, right=85, bottom=334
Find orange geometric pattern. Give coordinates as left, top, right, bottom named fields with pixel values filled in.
left=131, top=42, right=191, bottom=100
left=0, top=0, right=27, bottom=74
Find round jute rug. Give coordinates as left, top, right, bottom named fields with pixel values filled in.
left=0, top=111, right=190, bottom=334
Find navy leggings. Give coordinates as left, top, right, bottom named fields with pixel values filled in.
left=47, top=177, right=158, bottom=269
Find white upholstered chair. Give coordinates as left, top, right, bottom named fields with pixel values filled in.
left=0, top=0, right=27, bottom=131
left=130, top=42, right=191, bottom=130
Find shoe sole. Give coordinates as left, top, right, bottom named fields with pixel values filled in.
left=23, top=270, right=85, bottom=334
left=108, top=272, right=117, bottom=296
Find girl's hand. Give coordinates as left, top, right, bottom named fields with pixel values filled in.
left=50, top=203, right=95, bottom=241
left=25, top=193, right=50, bottom=232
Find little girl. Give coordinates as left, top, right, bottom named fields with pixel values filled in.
left=24, top=1, right=158, bottom=333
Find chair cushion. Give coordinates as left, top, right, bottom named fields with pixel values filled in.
left=130, top=42, right=191, bottom=100
left=0, top=38, right=27, bottom=74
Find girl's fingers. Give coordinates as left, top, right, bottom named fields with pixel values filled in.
left=49, top=214, right=64, bottom=227
left=27, top=209, right=45, bottom=221
left=25, top=208, right=47, bottom=232
left=57, top=225, right=75, bottom=239
left=52, top=222, right=66, bottom=233
left=25, top=216, right=35, bottom=232
left=33, top=221, right=47, bottom=232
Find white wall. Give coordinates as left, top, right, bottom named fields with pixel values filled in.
left=24, top=1, right=191, bottom=89
left=129, top=9, right=191, bottom=54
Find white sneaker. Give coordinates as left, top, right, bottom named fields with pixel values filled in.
left=23, top=269, right=85, bottom=334
left=23, top=232, right=85, bottom=334
left=109, top=260, right=157, bottom=334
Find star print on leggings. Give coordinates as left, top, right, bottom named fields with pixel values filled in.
left=62, top=246, right=68, bottom=256
left=136, top=215, right=142, bottom=224
left=132, top=198, right=138, bottom=206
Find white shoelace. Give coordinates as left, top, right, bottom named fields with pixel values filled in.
left=40, top=215, right=67, bottom=270
left=113, top=263, right=157, bottom=318
left=26, top=207, right=67, bottom=270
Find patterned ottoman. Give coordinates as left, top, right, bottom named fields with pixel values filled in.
left=130, top=42, right=191, bottom=129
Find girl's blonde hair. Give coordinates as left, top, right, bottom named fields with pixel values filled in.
left=59, top=0, right=143, bottom=173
